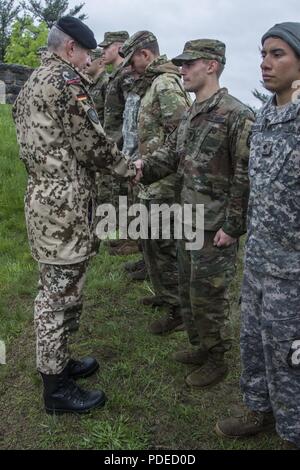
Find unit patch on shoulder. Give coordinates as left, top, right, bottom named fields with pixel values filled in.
left=62, top=71, right=81, bottom=85
left=87, top=108, right=100, bottom=124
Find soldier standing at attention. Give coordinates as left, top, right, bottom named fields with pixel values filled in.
left=13, top=16, right=134, bottom=415
left=120, top=31, right=192, bottom=333
left=134, top=40, right=254, bottom=387
left=216, top=22, right=300, bottom=449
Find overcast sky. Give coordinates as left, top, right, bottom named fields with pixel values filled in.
left=68, top=0, right=299, bottom=107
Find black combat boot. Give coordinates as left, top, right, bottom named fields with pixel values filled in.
left=68, top=356, right=99, bottom=379
left=41, top=367, right=106, bottom=415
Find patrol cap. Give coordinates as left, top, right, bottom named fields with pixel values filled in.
left=262, top=22, right=300, bottom=57
left=55, top=16, right=97, bottom=49
left=98, top=31, right=129, bottom=47
left=172, top=39, right=226, bottom=66
left=119, top=31, right=158, bottom=66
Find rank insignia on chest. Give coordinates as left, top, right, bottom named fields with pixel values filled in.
left=261, top=141, right=273, bottom=156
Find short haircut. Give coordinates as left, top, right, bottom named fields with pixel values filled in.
left=216, top=62, right=225, bottom=78
left=202, top=58, right=225, bottom=78
left=47, top=25, right=73, bottom=52
left=138, top=40, right=160, bottom=56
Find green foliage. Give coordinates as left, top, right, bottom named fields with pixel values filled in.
left=252, top=88, right=270, bottom=106
left=0, top=0, right=21, bottom=60
left=0, top=107, right=283, bottom=451
left=21, top=0, right=87, bottom=28
left=5, top=17, right=48, bottom=67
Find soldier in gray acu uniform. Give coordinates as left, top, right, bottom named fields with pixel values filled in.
left=216, top=22, right=300, bottom=449
left=13, top=16, right=134, bottom=415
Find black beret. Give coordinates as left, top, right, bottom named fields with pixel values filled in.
left=55, top=16, right=97, bottom=49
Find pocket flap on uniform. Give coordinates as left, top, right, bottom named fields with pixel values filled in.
left=272, top=318, right=300, bottom=370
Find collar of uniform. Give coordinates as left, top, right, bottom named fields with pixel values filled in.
left=109, top=62, right=124, bottom=80
left=191, top=87, right=228, bottom=117
left=262, top=94, right=300, bottom=125
left=41, top=51, right=94, bottom=86
left=144, top=54, right=169, bottom=74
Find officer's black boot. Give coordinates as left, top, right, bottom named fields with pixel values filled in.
left=68, top=356, right=99, bottom=379
left=41, top=367, right=106, bottom=415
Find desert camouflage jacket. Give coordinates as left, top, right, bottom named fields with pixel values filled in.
left=13, top=52, right=134, bottom=265
left=135, top=55, right=192, bottom=200
left=245, top=96, right=300, bottom=279
left=103, top=64, right=134, bottom=149
left=142, top=88, right=254, bottom=236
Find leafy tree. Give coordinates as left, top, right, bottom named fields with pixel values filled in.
left=0, top=0, right=21, bottom=60
left=5, top=17, right=48, bottom=67
left=21, top=0, right=87, bottom=28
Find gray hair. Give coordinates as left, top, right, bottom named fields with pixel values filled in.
left=47, top=25, right=73, bottom=52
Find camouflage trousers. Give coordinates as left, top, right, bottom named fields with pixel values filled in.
left=34, top=261, right=88, bottom=375
left=96, top=172, right=130, bottom=232
left=177, top=231, right=237, bottom=354
left=140, top=198, right=179, bottom=308
left=240, top=264, right=300, bottom=447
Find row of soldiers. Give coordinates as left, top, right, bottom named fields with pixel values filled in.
left=12, top=15, right=300, bottom=449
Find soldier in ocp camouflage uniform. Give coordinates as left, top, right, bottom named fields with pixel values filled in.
left=136, top=39, right=254, bottom=387
left=12, top=16, right=134, bottom=415
left=216, top=23, right=300, bottom=449
left=120, top=31, right=192, bottom=328
left=95, top=31, right=134, bottom=234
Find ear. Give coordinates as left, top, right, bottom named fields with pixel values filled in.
left=207, top=60, right=218, bottom=75
left=66, top=39, right=76, bottom=57
left=141, top=49, right=150, bottom=60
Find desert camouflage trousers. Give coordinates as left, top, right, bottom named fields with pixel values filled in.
left=140, top=198, right=179, bottom=308
left=34, top=261, right=88, bottom=375
left=240, top=264, right=300, bottom=447
left=177, top=231, right=237, bottom=354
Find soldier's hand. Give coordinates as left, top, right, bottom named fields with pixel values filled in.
left=213, top=229, right=237, bottom=248
left=132, top=159, right=144, bottom=185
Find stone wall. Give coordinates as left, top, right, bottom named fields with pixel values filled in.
left=0, top=63, right=33, bottom=104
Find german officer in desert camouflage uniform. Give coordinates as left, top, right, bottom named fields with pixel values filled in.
left=135, top=39, right=254, bottom=388
left=13, top=16, right=134, bottom=415
left=216, top=22, right=300, bottom=450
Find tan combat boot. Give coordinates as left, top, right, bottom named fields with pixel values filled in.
left=172, top=348, right=208, bottom=365
left=215, top=405, right=275, bottom=438
left=185, top=352, right=228, bottom=388
left=149, top=307, right=184, bottom=335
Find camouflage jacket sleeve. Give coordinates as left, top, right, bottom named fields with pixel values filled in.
left=89, top=71, right=109, bottom=124
left=156, top=76, right=191, bottom=134
left=58, top=77, right=134, bottom=178
left=222, top=109, right=254, bottom=238
left=142, top=127, right=179, bottom=183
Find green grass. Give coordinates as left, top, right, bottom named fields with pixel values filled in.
left=0, top=104, right=282, bottom=450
